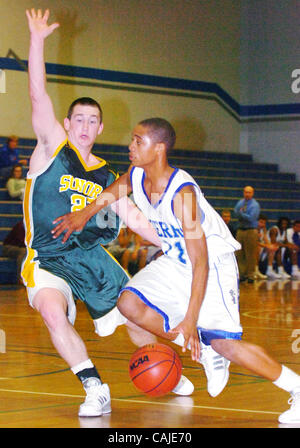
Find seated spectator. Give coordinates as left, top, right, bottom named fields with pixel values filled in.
left=6, top=164, right=26, bottom=200
left=286, top=220, right=300, bottom=278
left=256, top=214, right=280, bottom=279
left=138, top=238, right=163, bottom=265
left=221, top=209, right=237, bottom=237
left=2, top=220, right=26, bottom=284
left=107, top=226, right=148, bottom=275
left=0, top=136, right=27, bottom=180
left=268, top=217, right=291, bottom=279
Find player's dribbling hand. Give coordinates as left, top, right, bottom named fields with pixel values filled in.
left=52, top=209, right=90, bottom=243
left=168, top=320, right=201, bottom=362
left=26, top=8, right=59, bottom=38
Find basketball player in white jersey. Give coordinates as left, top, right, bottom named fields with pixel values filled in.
left=53, top=118, right=300, bottom=423
left=25, top=9, right=194, bottom=419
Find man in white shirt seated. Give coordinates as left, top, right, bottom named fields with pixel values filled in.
left=286, top=220, right=300, bottom=278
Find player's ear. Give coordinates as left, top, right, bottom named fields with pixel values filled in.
left=156, top=142, right=166, bottom=155
left=64, top=117, right=70, bottom=132
left=97, top=122, right=104, bottom=135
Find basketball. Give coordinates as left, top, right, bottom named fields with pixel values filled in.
left=128, top=343, right=182, bottom=396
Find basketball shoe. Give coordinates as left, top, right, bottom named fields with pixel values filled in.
left=78, top=378, right=111, bottom=417
left=278, top=391, right=300, bottom=423
left=172, top=375, right=194, bottom=396
left=266, top=267, right=281, bottom=279
left=200, top=345, right=230, bottom=397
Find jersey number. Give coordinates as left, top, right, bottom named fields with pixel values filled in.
left=165, top=241, right=186, bottom=264
left=70, top=194, right=94, bottom=212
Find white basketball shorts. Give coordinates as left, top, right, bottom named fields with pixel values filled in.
left=120, top=252, right=243, bottom=345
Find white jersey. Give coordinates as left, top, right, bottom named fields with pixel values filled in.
left=286, top=227, right=299, bottom=244
left=130, top=167, right=241, bottom=267
left=268, top=225, right=287, bottom=243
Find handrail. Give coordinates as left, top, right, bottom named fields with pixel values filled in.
left=6, top=48, right=28, bottom=72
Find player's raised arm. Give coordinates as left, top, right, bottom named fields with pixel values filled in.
left=168, top=185, right=209, bottom=362
left=26, top=9, right=65, bottom=163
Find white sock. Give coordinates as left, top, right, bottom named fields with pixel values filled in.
left=273, top=365, right=300, bottom=394
left=71, top=359, right=94, bottom=375
left=292, top=265, right=299, bottom=273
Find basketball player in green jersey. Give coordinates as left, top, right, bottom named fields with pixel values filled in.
left=23, top=8, right=174, bottom=418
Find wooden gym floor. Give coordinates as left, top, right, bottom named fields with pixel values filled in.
left=0, top=278, right=300, bottom=429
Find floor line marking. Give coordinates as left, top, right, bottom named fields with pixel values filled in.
left=0, top=387, right=280, bottom=416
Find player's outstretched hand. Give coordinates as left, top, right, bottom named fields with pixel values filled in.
left=168, top=320, right=200, bottom=362
left=26, top=8, right=59, bottom=38
left=52, top=208, right=91, bottom=243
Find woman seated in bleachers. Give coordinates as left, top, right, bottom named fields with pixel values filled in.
left=6, top=164, right=26, bottom=200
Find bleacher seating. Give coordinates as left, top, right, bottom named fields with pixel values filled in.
left=1, top=136, right=299, bottom=284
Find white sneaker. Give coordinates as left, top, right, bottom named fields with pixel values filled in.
left=278, top=391, right=300, bottom=423
left=200, top=345, right=230, bottom=397
left=255, top=270, right=267, bottom=279
left=280, top=271, right=291, bottom=279
left=172, top=375, right=194, bottom=396
left=78, top=378, right=111, bottom=417
left=291, top=271, right=300, bottom=279
left=266, top=269, right=281, bottom=279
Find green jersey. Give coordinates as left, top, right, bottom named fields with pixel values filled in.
left=22, top=139, right=128, bottom=318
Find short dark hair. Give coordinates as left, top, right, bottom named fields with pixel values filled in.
left=7, top=135, right=19, bottom=145
left=138, top=118, right=176, bottom=152
left=67, top=97, right=103, bottom=123
left=259, top=214, right=268, bottom=221
left=221, top=209, right=231, bottom=216
left=277, top=216, right=290, bottom=227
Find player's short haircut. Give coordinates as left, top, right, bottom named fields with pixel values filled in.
left=67, top=97, right=103, bottom=123
left=139, top=118, right=176, bottom=153
left=277, top=216, right=290, bottom=227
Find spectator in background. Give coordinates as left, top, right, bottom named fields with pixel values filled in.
left=234, top=186, right=260, bottom=283
left=0, top=136, right=27, bottom=179
left=2, top=220, right=26, bottom=284
left=221, top=209, right=236, bottom=237
left=107, top=226, right=148, bottom=275
left=268, top=217, right=291, bottom=279
left=6, top=164, right=26, bottom=200
left=140, top=240, right=163, bottom=265
left=256, top=214, right=280, bottom=279
left=286, top=220, right=300, bottom=278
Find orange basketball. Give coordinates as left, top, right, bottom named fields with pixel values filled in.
left=128, top=343, right=182, bottom=396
